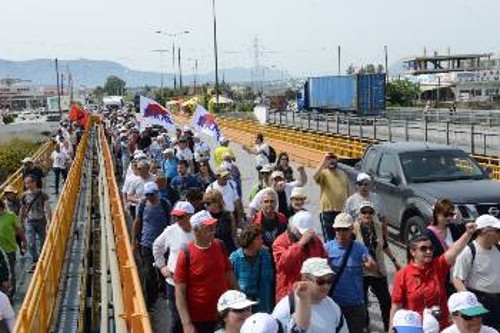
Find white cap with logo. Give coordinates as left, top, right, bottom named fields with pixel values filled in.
left=392, top=309, right=423, bottom=333
left=217, top=290, right=257, bottom=313
left=475, top=214, right=500, bottom=230
left=240, top=313, right=279, bottom=333
left=448, top=291, right=489, bottom=317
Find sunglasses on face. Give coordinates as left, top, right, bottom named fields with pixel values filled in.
left=453, top=312, right=483, bottom=321
left=360, top=209, right=375, bottom=215
left=335, top=227, right=351, bottom=232
left=312, top=277, right=334, bottom=286
left=416, top=245, right=434, bottom=252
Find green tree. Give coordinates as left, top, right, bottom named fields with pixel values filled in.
left=104, top=75, right=126, bottom=96
left=386, top=79, right=420, bottom=107
left=346, top=64, right=356, bottom=75
left=377, top=64, right=385, bottom=74
left=365, top=64, right=376, bottom=74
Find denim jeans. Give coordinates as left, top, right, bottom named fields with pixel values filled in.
left=27, top=219, right=47, bottom=263
left=53, top=167, right=63, bottom=194
left=166, top=283, right=183, bottom=333
left=140, top=246, right=158, bottom=310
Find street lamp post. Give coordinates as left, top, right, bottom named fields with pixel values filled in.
left=212, top=0, right=220, bottom=112
left=155, top=30, right=190, bottom=92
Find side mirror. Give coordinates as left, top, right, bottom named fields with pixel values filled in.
left=379, top=172, right=399, bottom=185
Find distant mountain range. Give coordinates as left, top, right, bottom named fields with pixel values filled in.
left=0, top=58, right=288, bottom=88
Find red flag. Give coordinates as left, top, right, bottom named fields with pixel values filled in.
left=69, top=103, right=89, bottom=128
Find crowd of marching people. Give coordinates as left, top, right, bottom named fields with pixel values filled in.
left=2, top=104, right=496, bottom=333
left=100, top=107, right=500, bottom=333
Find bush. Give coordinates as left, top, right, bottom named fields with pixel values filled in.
left=2, top=115, right=15, bottom=124
left=0, top=138, right=40, bottom=183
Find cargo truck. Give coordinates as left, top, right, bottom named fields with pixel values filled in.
left=298, top=74, right=386, bottom=116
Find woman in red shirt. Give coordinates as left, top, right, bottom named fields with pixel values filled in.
left=389, top=223, right=476, bottom=332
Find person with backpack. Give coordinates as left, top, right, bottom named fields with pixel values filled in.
left=132, top=181, right=171, bottom=311
left=272, top=258, right=349, bottom=333
left=174, top=210, right=239, bottom=333
left=207, top=167, right=242, bottom=225
left=243, top=133, right=276, bottom=172
left=452, top=214, right=500, bottom=331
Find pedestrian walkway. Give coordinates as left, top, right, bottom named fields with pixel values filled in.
left=12, top=170, right=60, bottom=311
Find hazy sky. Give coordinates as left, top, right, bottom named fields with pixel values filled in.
left=1, top=0, right=498, bottom=76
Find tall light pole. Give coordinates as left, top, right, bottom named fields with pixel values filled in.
left=152, top=49, right=169, bottom=94
left=212, top=0, right=220, bottom=112
left=155, top=30, right=190, bottom=91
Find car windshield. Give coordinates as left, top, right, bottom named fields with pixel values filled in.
left=400, top=150, right=487, bottom=183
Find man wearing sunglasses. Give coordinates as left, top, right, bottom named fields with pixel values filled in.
left=443, top=291, right=498, bottom=333
left=453, top=215, right=500, bottom=330
left=273, top=257, right=349, bottom=333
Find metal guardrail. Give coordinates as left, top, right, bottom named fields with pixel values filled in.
left=98, top=124, right=152, bottom=333
left=0, top=140, right=54, bottom=198
left=14, top=119, right=91, bottom=333
left=217, top=116, right=500, bottom=180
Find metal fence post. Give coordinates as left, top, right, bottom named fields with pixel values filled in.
left=446, top=121, right=450, bottom=145
left=326, top=115, right=330, bottom=133
left=316, top=113, right=320, bottom=131
left=484, top=134, right=487, bottom=156
left=405, top=119, right=409, bottom=141
left=347, top=117, right=351, bottom=137
left=292, top=110, right=295, bottom=127
left=285, top=110, right=288, bottom=125
left=336, top=113, right=340, bottom=134
left=359, top=120, right=363, bottom=138
left=279, top=111, right=283, bottom=126
left=373, top=117, right=377, bottom=140
left=308, top=112, right=311, bottom=130
left=424, top=115, right=428, bottom=142
left=471, top=124, right=475, bottom=155
left=388, top=118, right=392, bottom=142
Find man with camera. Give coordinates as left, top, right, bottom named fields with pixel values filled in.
left=313, top=153, right=350, bottom=241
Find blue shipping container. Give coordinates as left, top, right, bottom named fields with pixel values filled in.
left=307, top=76, right=357, bottom=110
left=304, top=74, right=386, bottom=116
left=357, top=74, right=386, bottom=116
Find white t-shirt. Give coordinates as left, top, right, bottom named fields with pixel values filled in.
left=122, top=173, right=138, bottom=194
left=272, top=294, right=349, bottom=333
left=51, top=150, right=69, bottom=169
left=255, top=143, right=270, bottom=167
left=176, top=147, right=193, bottom=162
left=194, top=141, right=210, bottom=162
left=453, top=240, right=500, bottom=293
left=126, top=174, right=155, bottom=207
left=249, top=182, right=297, bottom=212
left=207, top=180, right=239, bottom=213
left=343, top=192, right=387, bottom=220
left=152, top=224, right=194, bottom=285
left=442, top=324, right=498, bottom=333
left=0, top=291, right=15, bottom=332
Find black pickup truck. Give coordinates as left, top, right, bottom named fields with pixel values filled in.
left=339, top=141, right=500, bottom=242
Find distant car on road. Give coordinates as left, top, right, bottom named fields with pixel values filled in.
left=339, top=141, right=500, bottom=242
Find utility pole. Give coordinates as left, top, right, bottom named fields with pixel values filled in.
left=338, top=45, right=341, bottom=75
left=212, top=0, right=220, bottom=111
left=178, top=47, right=183, bottom=92
left=55, top=58, right=62, bottom=118
left=172, top=42, right=177, bottom=91
left=194, top=59, right=198, bottom=94
left=61, top=73, right=64, bottom=96
left=384, top=45, right=389, bottom=79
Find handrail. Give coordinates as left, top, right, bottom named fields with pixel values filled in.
left=98, top=124, right=152, bottom=333
left=0, top=140, right=54, bottom=198
left=13, top=118, right=92, bottom=333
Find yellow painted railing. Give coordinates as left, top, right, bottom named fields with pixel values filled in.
left=13, top=119, right=91, bottom=333
left=0, top=140, right=54, bottom=198
left=98, top=124, right=152, bottom=333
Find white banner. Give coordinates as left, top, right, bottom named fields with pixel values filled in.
left=191, top=105, right=222, bottom=141
left=140, top=96, right=176, bottom=131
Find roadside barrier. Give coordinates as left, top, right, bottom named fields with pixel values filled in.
left=13, top=119, right=91, bottom=333
left=98, top=124, right=152, bottom=333
left=0, top=140, right=54, bottom=197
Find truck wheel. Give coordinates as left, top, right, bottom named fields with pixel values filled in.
left=403, top=216, right=426, bottom=243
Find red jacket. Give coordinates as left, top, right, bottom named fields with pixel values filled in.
left=272, top=231, right=327, bottom=302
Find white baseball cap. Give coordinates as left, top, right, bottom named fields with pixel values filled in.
left=475, top=214, right=500, bottom=230
left=143, top=181, right=159, bottom=195
left=190, top=210, right=218, bottom=228
left=392, top=309, right=424, bottom=333
left=240, top=313, right=279, bottom=333
left=171, top=201, right=195, bottom=217
left=422, top=309, right=440, bottom=333
left=300, top=257, right=334, bottom=277
left=270, top=171, right=285, bottom=180
left=356, top=173, right=371, bottom=184
left=21, top=157, right=34, bottom=164
left=183, top=125, right=192, bottom=132
left=290, top=187, right=307, bottom=199
left=358, top=201, right=375, bottom=212
left=217, top=290, right=257, bottom=312
left=448, top=291, right=489, bottom=317
left=219, top=137, right=229, bottom=144
left=332, top=213, right=354, bottom=229
left=290, top=211, right=315, bottom=234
